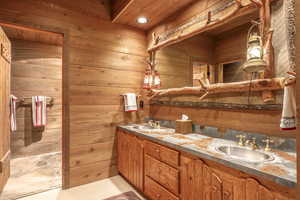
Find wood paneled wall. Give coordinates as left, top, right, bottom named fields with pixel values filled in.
left=214, top=25, right=248, bottom=64
left=10, top=39, right=62, bottom=159
left=0, top=0, right=148, bottom=188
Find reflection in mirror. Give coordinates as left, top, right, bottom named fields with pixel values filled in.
left=148, top=0, right=295, bottom=109
left=222, top=61, right=247, bottom=83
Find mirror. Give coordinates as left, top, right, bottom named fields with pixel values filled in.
left=150, top=0, right=295, bottom=109
left=155, top=23, right=251, bottom=89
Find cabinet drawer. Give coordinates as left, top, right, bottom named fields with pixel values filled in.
left=145, top=140, right=179, bottom=168
left=145, top=155, right=179, bottom=195
left=145, top=176, right=179, bottom=200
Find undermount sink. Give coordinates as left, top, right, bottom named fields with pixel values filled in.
left=132, top=125, right=155, bottom=130
left=131, top=125, right=174, bottom=133
left=215, top=145, right=274, bottom=163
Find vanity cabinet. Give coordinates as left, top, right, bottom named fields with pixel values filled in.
left=117, top=129, right=295, bottom=200
left=181, top=155, right=293, bottom=200
left=117, top=130, right=143, bottom=192
left=181, top=155, right=244, bottom=200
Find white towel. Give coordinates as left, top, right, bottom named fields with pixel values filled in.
left=123, top=93, right=137, bottom=112
left=32, top=96, right=47, bottom=127
left=280, top=85, right=297, bottom=130
left=10, top=95, right=18, bottom=131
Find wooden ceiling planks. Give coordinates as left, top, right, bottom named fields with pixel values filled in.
left=111, top=0, right=198, bottom=30
left=46, top=0, right=111, bottom=21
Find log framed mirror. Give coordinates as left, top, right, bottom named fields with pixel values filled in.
left=146, top=0, right=296, bottom=110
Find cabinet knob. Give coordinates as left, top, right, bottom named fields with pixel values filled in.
left=155, top=149, right=160, bottom=153
left=156, top=193, right=161, bottom=198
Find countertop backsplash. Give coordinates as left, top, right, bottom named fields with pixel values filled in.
left=145, top=118, right=296, bottom=153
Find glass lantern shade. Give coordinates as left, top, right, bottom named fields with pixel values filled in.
left=243, top=33, right=267, bottom=73
left=153, top=70, right=161, bottom=89
left=143, top=69, right=152, bottom=89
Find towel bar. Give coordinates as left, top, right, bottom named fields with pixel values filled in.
left=17, top=97, right=54, bottom=106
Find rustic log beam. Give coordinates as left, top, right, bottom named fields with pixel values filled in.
left=148, top=77, right=292, bottom=99
left=261, top=0, right=275, bottom=103
left=147, top=0, right=245, bottom=52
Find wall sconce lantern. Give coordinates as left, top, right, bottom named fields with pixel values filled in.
left=153, top=70, right=161, bottom=89
left=143, top=67, right=152, bottom=89
left=143, top=51, right=161, bottom=90
left=243, top=22, right=267, bottom=73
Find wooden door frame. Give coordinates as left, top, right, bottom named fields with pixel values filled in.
left=0, top=21, right=70, bottom=189
left=296, top=1, right=300, bottom=200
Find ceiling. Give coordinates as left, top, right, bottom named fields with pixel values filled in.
left=2, top=26, right=63, bottom=46
left=111, top=0, right=198, bottom=30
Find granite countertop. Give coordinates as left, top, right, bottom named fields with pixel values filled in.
left=118, top=124, right=297, bottom=188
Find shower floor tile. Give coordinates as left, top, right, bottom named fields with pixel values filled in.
left=0, top=152, right=61, bottom=200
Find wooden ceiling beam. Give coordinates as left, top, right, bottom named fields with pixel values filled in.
left=112, top=0, right=135, bottom=23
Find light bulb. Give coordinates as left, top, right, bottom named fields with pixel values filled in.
left=137, top=17, right=148, bottom=24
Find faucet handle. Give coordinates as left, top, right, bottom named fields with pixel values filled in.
left=155, top=121, right=160, bottom=129
left=262, top=138, right=274, bottom=152
left=148, top=120, right=154, bottom=126
left=236, top=135, right=246, bottom=146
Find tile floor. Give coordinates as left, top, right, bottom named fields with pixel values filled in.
left=16, top=176, right=145, bottom=200
left=0, top=152, right=61, bottom=200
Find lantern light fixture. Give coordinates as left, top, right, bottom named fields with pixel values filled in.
left=153, top=70, right=161, bottom=89
left=143, top=67, right=152, bottom=89
left=243, top=22, right=267, bottom=73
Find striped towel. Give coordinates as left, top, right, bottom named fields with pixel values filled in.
left=32, top=96, right=47, bottom=127
left=10, top=95, right=18, bottom=131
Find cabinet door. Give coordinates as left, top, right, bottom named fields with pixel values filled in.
left=203, top=164, right=212, bottom=200
left=117, top=131, right=144, bottom=191
left=181, top=156, right=204, bottom=200
left=181, top=155, right=246, bottom=200
left=211, top=173, right=222, bottom=200
left=117, top=131, right=129, bottom=179
left=245, top=178, right=291, bottom=200
left=133, top=136, right=144, bottom=191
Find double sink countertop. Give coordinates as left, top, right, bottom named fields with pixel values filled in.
left=118, top=124, right=297, bottom=188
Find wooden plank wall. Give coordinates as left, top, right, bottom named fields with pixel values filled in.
left=10, top=39, right=62, bottom=159
left=0, top=0, right=148, bottom=188
left=214, top=25, right=248, bottom=64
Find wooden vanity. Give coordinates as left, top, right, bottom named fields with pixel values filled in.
left=117, top=129, right=296, bottom=200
